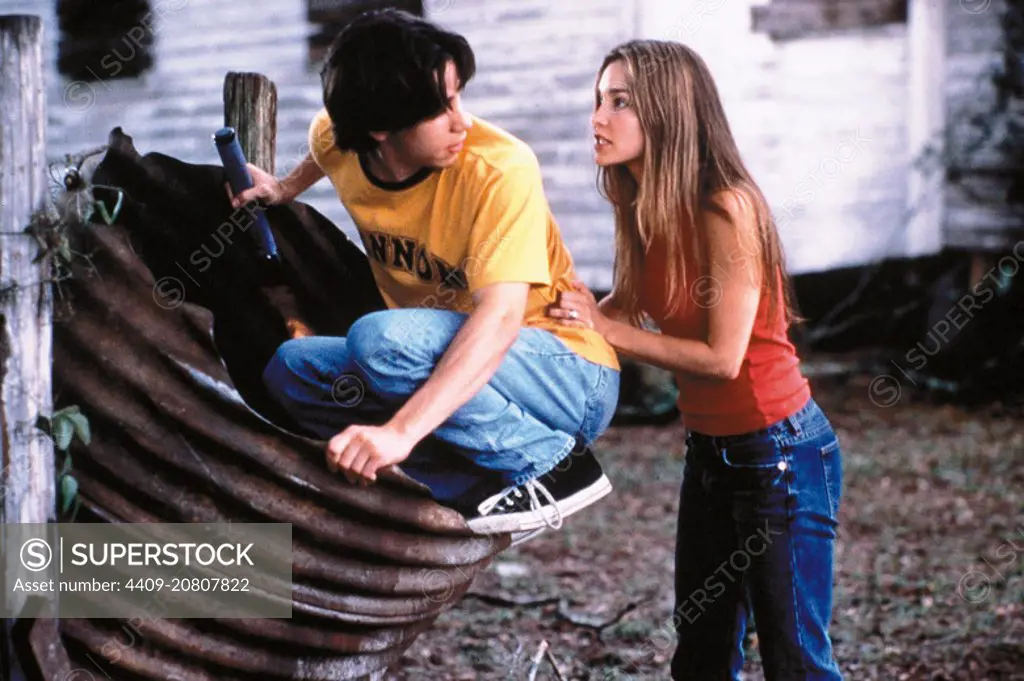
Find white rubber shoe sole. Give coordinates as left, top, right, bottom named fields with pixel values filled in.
left=466, top=475, right=613, bottom=534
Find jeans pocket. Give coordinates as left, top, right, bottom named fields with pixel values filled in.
left=719, top=437, right=788, bottom=493
left=819, top=438, right=842, bottom=519
left=720, top=437, right=784, bottom=469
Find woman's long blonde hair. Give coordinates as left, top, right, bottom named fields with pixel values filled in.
left=598, top=40, right=799, bottom=328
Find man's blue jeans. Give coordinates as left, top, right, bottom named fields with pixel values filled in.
left=671, top=397, right=843, bottom=680
left=262, top=308, right=620, bottom=503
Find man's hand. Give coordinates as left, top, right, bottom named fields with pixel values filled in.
left=325, top=424, right=418, bottom=485
left=225, top=163, right=292, bottom=209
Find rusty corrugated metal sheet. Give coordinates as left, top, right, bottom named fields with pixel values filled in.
left=47, top=128, right=509, bottom=680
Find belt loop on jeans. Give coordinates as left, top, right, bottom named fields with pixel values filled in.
left=785, top=413, right=802, bottom=437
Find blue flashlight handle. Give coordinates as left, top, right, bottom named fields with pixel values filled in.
left=213, top=127, right=279, bottom=261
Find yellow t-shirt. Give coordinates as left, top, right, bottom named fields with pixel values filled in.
left=307, top=109, right=619, bottom=371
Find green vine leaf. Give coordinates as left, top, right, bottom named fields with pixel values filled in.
left=52, top=414, right=74, bottom=451
left=67, top=412, right=91, bottom=446
left=38, top=406, right=90, bottom=461
left=60, top=474, right=79, bottom=515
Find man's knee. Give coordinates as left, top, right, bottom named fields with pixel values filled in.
left=347, top=309, right=441, bottom=379
left=347, top=312, right=404, bottom=379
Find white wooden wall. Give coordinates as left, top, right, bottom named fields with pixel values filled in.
left=0, top=0, right=341, bottom=248
left=1, top=0, right=984, bottom=286
left=640, top=0, right=933, bottom=275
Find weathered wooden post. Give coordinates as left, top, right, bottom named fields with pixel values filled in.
left=0, top=14, right=54, bottom=681
left=223, top=72, right=278, bottom=175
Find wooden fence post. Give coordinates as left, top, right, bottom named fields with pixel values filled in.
left=0, top=13, right=53, bottom=681
left=223, top=72, right=278, bottom=175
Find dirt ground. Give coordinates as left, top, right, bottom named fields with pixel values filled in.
left=386, top=364, right=1024, bottom=681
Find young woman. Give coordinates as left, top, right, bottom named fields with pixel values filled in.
left=548, top=40, right=844, bottom=680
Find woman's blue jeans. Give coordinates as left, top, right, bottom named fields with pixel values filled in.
left=261, top=308, right=620, bottom=503
left=671, top=397, right=843, bottom=680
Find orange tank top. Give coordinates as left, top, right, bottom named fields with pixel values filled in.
left=639, top=239, right=810, bottom=436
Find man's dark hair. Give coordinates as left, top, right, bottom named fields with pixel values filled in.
left=320, top=9, right=476, bottom=153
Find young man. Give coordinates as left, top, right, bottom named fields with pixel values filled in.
left=230, top=9, right=620, bottom=534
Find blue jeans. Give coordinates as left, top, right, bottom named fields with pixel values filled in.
left=671, top=397, right=843, bottom=680
left=261, top=309, right=620, bottom=503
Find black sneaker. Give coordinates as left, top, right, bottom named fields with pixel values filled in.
left=461, top=440, right=612, bottom=534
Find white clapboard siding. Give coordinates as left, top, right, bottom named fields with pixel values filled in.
left=5, top=0, right=1002, bottom=284
left=641, top=0, right=917, bottom=275
left=0, top=0, right=637, bottom=287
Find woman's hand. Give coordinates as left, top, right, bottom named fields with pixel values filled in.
left=548, top=281, right=612, bottom=336
left=225, top=163, right=292, bottom=209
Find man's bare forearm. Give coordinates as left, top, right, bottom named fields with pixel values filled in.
left=279, top=153, right=326, bottom=201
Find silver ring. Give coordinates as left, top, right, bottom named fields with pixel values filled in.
left=568, top=309, right=579, bottom=320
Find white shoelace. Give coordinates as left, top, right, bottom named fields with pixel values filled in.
left=496, top=479, right=564, bottom=530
